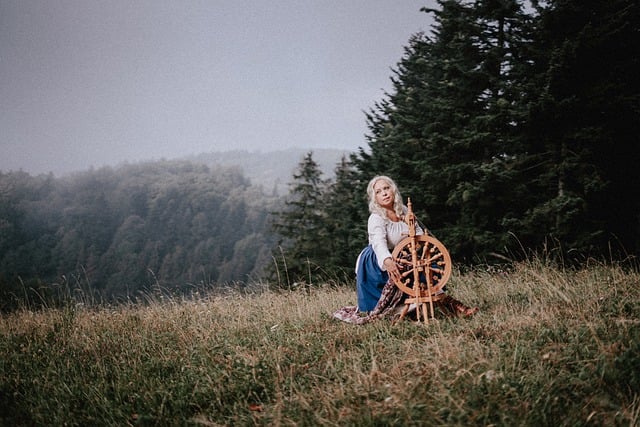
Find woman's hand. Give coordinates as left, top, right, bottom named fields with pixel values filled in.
left=383, top=257, right=401, bottom=283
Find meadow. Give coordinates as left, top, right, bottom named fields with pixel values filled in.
left=1, top=258, right=639, bottom=426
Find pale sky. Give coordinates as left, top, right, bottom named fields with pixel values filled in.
left=1, top=1, right=435, bottom=176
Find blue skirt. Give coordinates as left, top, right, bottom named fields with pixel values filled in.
left=356, top=245, right=389, bottom=312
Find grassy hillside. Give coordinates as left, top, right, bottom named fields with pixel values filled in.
left=1, top=259, right=639, bottom=426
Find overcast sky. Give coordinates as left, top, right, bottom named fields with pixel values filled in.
left=1, top=1, right=436, bottom=176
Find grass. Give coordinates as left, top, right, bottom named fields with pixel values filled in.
left=1, top=259, right=639, bottom=426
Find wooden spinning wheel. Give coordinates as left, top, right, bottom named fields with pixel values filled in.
left=392, top=235, right=452, bottom=296
left=391, top=199, right=452, bottom=323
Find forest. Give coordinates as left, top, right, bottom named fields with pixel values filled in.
left=0, top=162, right=280, bottom=309
left=1, top=0, right=639, bottom=309
left=272, top=0, right=640, bottom=283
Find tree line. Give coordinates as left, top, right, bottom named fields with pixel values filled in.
left=270, top=0, right=640, bottom=283
left=0, top=162, right=279, bottom=310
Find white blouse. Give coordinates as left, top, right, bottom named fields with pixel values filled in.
left=366, top=212, right=423, bottom=271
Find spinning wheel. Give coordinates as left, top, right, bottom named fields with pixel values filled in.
left=391, top=199, right=452, bottom=323
left=392, top=235, right=452, bottom=296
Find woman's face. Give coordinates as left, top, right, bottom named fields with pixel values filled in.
left=373, top=179, right=394, bottom=209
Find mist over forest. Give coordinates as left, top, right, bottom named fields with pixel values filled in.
left=187, top=148, right=350, bottom=195
left=0, top=149, right=347, bottom=310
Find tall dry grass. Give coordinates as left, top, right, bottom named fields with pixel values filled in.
left=1, top=258, right=639, bottom=426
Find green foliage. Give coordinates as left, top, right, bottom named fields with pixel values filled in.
left=269, top=152, right=332, bottom=286
left=349, top=0, right=539, bottom=262
left=1, top=262, right=639, bottom=425
left=512, top=0, right=640, bottom=258
left=0, top=161, right=279, bottom=310
left=339, top=0, right=640, bottom=265
left=322, top=156, right=369, bottom=275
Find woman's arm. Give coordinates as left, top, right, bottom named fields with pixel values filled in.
left=368, top=214, right=392, bottom=270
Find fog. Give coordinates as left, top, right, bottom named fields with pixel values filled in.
left=1, top=0, right=435, bottom=176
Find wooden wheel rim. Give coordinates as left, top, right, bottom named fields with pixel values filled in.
left=391, top=235, right=452, bottom=296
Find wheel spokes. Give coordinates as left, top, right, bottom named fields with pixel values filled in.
left=392, top=235, right=452, bottom=296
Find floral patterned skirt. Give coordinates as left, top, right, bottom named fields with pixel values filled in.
left=332, top=279, right=405, bottom=324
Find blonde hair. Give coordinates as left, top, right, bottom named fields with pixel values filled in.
left=366, top=175, right=405, bottom=219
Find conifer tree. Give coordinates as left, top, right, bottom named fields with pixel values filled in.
left=354, top=0, right=535, bottom=261
left=277, top=0, right=639, bottom=269
left=514, top=0, right=640, bottom=257
left=270, top=152, right=330, bottom=285
left=322, top=156, right=368, bottom=277
left=438, top=0, right=535, bottom=260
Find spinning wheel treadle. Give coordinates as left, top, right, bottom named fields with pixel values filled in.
left=390, top=198, right=452, bottom=323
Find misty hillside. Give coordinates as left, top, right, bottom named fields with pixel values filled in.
left=0, top=149, right=355, bottom=309
left=188, top=148, right=352, bottom=194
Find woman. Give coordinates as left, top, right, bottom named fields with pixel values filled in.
left=333, top=175, right=478, bottom=324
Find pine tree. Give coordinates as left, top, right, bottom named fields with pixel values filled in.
left=354, top=0, right=536, bottom=261
left=514, top=0, right=640, bottom=258
left=322, top=156, right=368, bottom=278
left=439, top=0, right=535, bottom=261
left=270, top=152, right=330, bottom=286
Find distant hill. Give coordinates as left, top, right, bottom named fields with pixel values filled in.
left=187, top=148, right=353, bottom=195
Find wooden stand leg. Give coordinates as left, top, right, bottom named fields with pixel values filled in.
left=394, top=304, right=410, bottom=324
left=395, top=296, right=440, bottom=324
